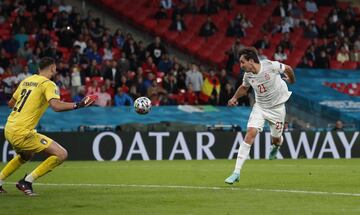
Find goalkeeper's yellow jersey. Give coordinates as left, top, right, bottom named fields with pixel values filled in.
left=5, top=74, right=60, bottom=134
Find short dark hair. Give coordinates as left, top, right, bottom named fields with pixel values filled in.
left=39, top=57, right=55, bottom=70
left=239, top=47, right=260, bottom=63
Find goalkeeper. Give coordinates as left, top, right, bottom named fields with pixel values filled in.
left=0, top=57, right=97, bottom=196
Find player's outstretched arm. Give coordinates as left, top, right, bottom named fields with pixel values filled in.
left=283, top=65, right=296, bottom=84
left=49, top=95, right=98, bottom=112
left=228, top=84, right=249, bottom=106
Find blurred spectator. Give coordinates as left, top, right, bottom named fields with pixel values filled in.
left=146, top=36, right=167, bottom=65
left=118, top=74, right=130, bottom=93
left=279, top=33, right=293, bottom=51
left=226, top=20, right=245, bottom=38
left=318, top=24, right=331, bottom=39
left=305, top=0, right=318, bottom=13
left=16, top=66, right=31, bottom=82
left=258, top=49, right=268, bottom=60
left=147, top=80, right=166, bottom=98
left=186, top=64, right=203, bottom=94
left=352, top=36, right=360, bottom=62
left=73, top=86, right=86, bottom=103
left=101, top=42, right=113, bottom=61
left=305, top=45, right=316, bottom=63
left=142, top=56, right=159, bottom=77
left=117, top=53, right=130, bottom=75
left=73, top=35, right=87, bottom=54
left=199, top=16, right=218, bottom=37
left=304, top=20, right=319, bottom=39
left=278, top=19, right=292, bottom=34
left=3, top=36, right=20, bottom=55
left=113, top=29, right=125, bottom=49
left=57, top=26, right=75, bottom=48
left=219, top=83, right=234, bottom=106
left=85, top=43, right=102, bottom=64
left=184, top=84, right=198, bottom=105
left=289, top=1, right=303, bottom=18
left=274, top=46, right=287, bottom=62
left=273, top=1, right=287, bottom=17
left=169, top=14, right=187, bottom=32
left=59, top=0, right=72, bottom=13
left=220, top=0, right=233, bottom=11
left=332, top=120, right=344, bottom=131
left=114, top=87, right=133, bottom=106
left=254, top=35, right=270, bottom=49
left=200, top=0, right=219, bottom=15
left=43, top=42, right=63, bottom=62
left=95, top=85, right=111, bottom=107
left=86, top=79, right=101, bottom=96
left=233, top=13, right=251, bottom=30
left=104, top=60, right=119, bottom=83
left=104, top=79, right=115, bottom=98
left=154, top=6, right=168, bottom=20
left=160, top=0, right=173, bottom=9
left=181, top=0, right=198, bottom=14
left=70, top=65, right=82, bottom=97
left=336, top=46, right=350, bottom=63
left=17, top=42, right=33, bottom=60
left=298, top=57, right=312, bottom=68
left=163, top=72, right=178, bottom=94
left=261, top=17, right=276, bottom=34
left=14, top=27, right=29, bottom=48
left=314, top=50, right=329, bottom=68
left=143, top=72, right=155, bottom=93
left=123, top=37, right=138, bottom=59
left=219, top=69, right=230, bottom=90
left=0, top=49, right=10, bottom=69
left=88, top=20, right=103, bottom=43
left=226, top=38, right=244, bottom=71
left=158, top=53, right=173, bottom=74
left=136, top=41, right=147, bottom=63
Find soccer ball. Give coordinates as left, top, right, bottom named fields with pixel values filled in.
left=134, top=97, right=152, bottom=115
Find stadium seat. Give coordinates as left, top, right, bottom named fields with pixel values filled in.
left=330, top=60, right=343, bottom=69
left=342, top=61, right=358, bottom=70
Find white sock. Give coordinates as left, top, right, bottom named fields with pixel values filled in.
left=0, top=179, right=3, bottom=186
left=234, top=142, right=252, bottom=174
left=25, top=174, right=35, bottom=183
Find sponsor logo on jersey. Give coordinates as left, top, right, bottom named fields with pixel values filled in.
left=265, top=73, right=270, bottom=80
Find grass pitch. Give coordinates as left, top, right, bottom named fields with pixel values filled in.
left=1, top=159, right=360, bottom=215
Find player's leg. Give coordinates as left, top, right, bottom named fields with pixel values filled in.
left=16, top=132, right=67, bottom=196
left=0, top=152, right=33, bottom=194
left=24, top=140, right=68, bottom=183
left=267, top=104, right=286, bottom=160
left=225, top=104, right=265, bottom=184
left=0, top=130, right=35, bottom=193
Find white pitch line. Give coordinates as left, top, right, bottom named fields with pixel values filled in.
left=6, top=182, right=360, bottom=197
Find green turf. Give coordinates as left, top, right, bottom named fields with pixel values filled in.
left=1, top=159, right=360, bottom=215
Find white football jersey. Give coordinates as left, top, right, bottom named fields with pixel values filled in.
left=243, top=60, right=292, bottom=109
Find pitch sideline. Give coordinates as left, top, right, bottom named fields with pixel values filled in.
left=6, top=182, right=360, bottom=197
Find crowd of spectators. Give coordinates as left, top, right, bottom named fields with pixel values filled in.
left=0, top=0, right=251, bottom=107
left=298, top=5, right=360, bottom=69
left=225, top=0, right=359, bottom=70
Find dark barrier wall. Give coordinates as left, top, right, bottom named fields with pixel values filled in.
left=1, top=131, right=359, bottom=162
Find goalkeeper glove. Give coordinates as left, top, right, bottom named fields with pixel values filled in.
left=73, top=94, right=98, bottom=109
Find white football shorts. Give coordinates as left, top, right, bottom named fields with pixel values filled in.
left=247, top=103, right=286, bottom=137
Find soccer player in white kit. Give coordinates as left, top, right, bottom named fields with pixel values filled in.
left=225, top=47, right=295, bottom=184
